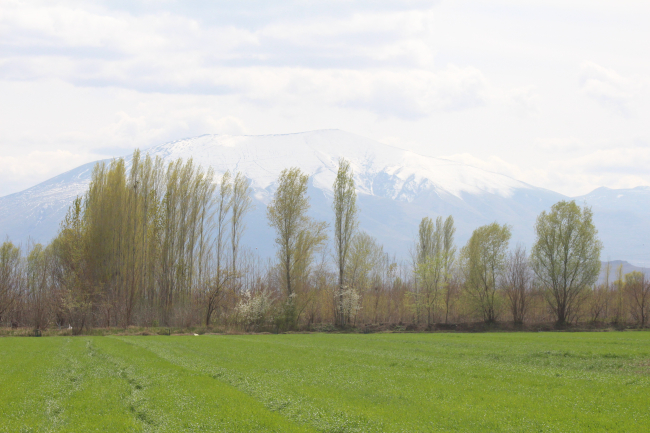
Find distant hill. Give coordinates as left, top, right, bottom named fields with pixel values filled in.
left=598, top=260, right=650, bottom=284
left=578, top=187, right=650, bottom=266
left=1, top=130, right=649, bottom=265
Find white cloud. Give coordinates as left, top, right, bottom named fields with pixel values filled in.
left=0, top=2, right=489, bottom=119
left=1, top=0, right=650, bottom=199
left=507, top=86, right=539, bottom=116
left=442, top=141, right=650, bottom=197
left=259, top=8, right=436, bottom=67
left=557, top=144, right=650, bottom=178
left=0, top=150, right=96, bottom=196
left=283, top=66, right=489, bottom=118
left=580, top=62, right=633, bottom=115
left=98, top=109, right=249, bottom=148
left=208, top=116, right=247, bottom=136
left=535, top=137, right=586, bottom=153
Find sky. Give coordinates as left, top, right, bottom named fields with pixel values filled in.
left=1, top=0, right=649, bottom=197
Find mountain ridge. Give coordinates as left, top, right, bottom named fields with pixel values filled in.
left=1, top=130, right=649, bottom=265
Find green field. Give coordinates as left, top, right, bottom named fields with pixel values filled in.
left=1, top=332, right=649, bottom=432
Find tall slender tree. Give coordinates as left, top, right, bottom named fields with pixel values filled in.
left=413, top=216, right=455, bottom=327
left=332, top=158, right=358, bottom=326
left=0, top=241, right=22, bottom=325
left=231, top=172, right=254, bottom=279
left=267, top=168, right=327, bottom=327
left=205, top=171, right=232, bottom=326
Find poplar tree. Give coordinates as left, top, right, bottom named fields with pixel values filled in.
left=345, top=232, right=383, bottom=324
left=267, top=168, right=327, bottom=326
left=205, top=171, right=232, bottom=326
left=54, top=196, right=91, bottom=333
left=332, top=158, right=358, bottom=326
left=413, top=216, right=455, bottom=327
left=25, top=243, right=54, bottom=330
left=50, top=151, right=221, bottom=328
left=231, top=172, right=254, bottom=279
left=0, top=241, right=22, bottom=325
left=346, top=232, right=383, bottom=293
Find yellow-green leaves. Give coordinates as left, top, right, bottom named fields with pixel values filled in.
left=531, top=201, right=602, bottom=325
left=461, top=222, right=511, bottom=323
left=267, top=168, right=328, bottom=298
left=333, top=158, right=358, bottom=326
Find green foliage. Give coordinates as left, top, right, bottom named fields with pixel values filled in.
left=2, top=151, right=642, bottom=332
left=45, top=150, right=244, bottom=329
left=0, top=241, right=22, bottom=322
left=24, top=243, right=56, bottom=330
left=267, top=168, right=328, bottom=327
left=231, top=172, right=254, bottom=277
left=412, top=216, right=456, bottom=326
left=346, top=232, right=384, bottom=292
left=1, top=333, right=649, bottom=432
left=461, top=222, right=511, bottom=323
left=333, top=158, right=358, bottom=326
left=531, top=201, right=603, bottom=325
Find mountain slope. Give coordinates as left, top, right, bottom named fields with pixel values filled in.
left=138, top=130, right=567, bottom=256
left=0, top=160, right=104, bottom=244
left=575, top=186, right=650, bottom=265
left=144, top=130, right=536, bottom=201
left=1, top=130, right=647, bottom=264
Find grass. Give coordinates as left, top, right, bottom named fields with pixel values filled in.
left=0, top=326, right=217, bottom=337
left=1, top=332, right=649, bottom=432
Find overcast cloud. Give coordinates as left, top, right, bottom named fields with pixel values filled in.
left=1, top=0, right=649, bottom=196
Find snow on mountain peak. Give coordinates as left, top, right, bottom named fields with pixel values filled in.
left=3, top=129, right=649, bottom=265
left=143, top=129, right=530, bottom=201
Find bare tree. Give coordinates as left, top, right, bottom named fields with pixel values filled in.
left=625, top=271, right=650, bottom=327
left=502, top=244, right=532, bottom=324
left=443, top=266, right=462, bottom=324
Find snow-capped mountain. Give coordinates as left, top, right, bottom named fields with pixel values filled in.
left=0, top=160, right=105, bottom=246
left=1, top=130, right=648, bottom=265
left=144, top=130, right=533, bottom=201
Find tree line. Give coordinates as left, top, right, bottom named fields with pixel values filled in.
left=1, top=151, right=649, bottom=333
